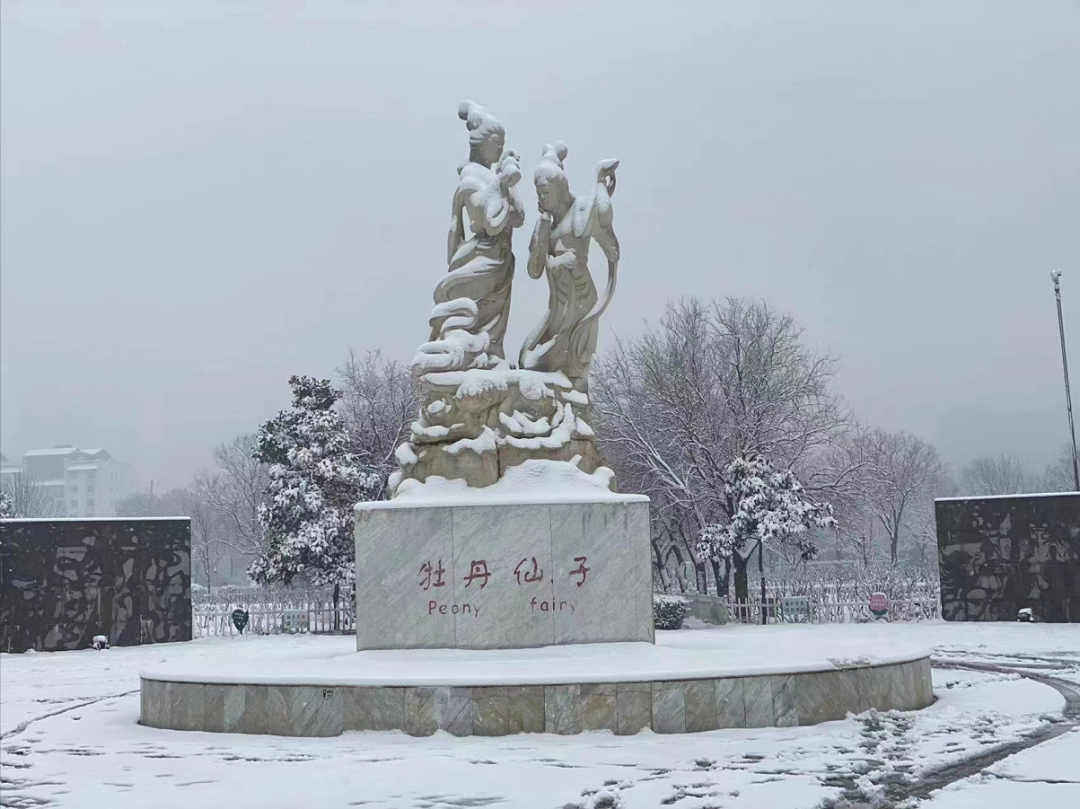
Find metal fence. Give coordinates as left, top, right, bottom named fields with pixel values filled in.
left=193, top=595, right=939, bottom=638
left=723, top=597, right=939, bottom=625
left=193, top=602, right=354, bottom=638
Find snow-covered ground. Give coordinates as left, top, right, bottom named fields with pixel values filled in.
left=1, top=622, right=1077, bottom=809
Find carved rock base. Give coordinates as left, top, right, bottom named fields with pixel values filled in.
left=354, top=497, right=653, bottom=650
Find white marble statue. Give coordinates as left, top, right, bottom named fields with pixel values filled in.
left=519, top=143, right=620, bottom=381
left=412, top=101, right=525, bottom=375
left=393, top=107, right=621, bottom=494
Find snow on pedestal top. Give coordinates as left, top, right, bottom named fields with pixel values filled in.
left=142, top=624, right=932, bottom=688
left=362, top=458, right=647, bottom=510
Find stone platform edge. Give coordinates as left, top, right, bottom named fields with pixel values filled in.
left=140, top=655, right=933, bottom=737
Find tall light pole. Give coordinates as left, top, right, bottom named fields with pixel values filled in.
left=1051, top=271, right=1080, bottom=491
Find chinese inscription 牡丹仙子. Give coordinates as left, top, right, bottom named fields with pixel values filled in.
left=569, top=556, right=590, bottom=587
left=463, top=559, right=492, bottom=589
left=514, top=556, right=544, bottom=584
left=418, top=560, right=447, bottom=591
left=420, top=555, right=591, bottom=591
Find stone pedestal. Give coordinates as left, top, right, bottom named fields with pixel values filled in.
left=354, top=496, right=654, bottom=650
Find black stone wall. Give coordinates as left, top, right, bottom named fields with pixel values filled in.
left=0, top=518, right=191, bottom=652
left=936, top=493, right=1079, bottom=622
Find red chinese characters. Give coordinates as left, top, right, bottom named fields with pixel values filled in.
left=513, top=556, right=544, bottom=584
left=418, top=560, right=447, bottom=591
left=463, top=559, right=491, bottom=589
left=569, top=556, right=590, bottom=587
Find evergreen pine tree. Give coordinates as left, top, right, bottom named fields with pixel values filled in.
left=698, top=454, right=836, bottom=565
left=0, top=490, right=15, bottom=519
left=249, top=376, right=380, bottom=586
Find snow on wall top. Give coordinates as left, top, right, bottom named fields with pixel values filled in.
left=935, top=491, right=1078, bottom=503
left=1, top=516, right=192, bottom=523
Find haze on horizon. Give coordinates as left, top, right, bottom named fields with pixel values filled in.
left=2, top=0, right=1078, bottom=490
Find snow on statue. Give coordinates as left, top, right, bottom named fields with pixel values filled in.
left=520, top=142, right=620, bottom=379
left=392, top=103, right=622, bottom=495
left=413, top=101, right=525, bottom=375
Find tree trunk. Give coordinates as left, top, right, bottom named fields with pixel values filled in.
left=695, top=561, right=707, bottom=594
left=710, top=559, right=723, bottom=596
left=333, top=582, right=341, bottom=633
left=670, top=543, right=687, bottom=592
left=652, top=539, right=671, bottom=592
left=863, top=516, right=873, bottom=566
left=758, top=541, right=768, bottom=625
left=890, top=529, right=899, bottom=565
left=733, top=553, right=749, bottom=602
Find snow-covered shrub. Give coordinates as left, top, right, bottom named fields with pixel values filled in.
left=0, top=490, right=14, bottom=519
left=653, top=594, right=689, bottom=630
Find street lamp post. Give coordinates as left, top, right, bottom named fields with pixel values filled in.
left=1051, top=271, right=1080, bottom=491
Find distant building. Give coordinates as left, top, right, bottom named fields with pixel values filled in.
left=16, top=446, right=132, bottom=518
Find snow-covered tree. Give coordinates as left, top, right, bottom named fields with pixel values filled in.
left=853, top=429, right=944, bottom=565
left=249, top=376, right=380, bottom=587
left=593, top=297, right=855, bottom=595
left=0, top=490, right=14, bottom=519
left=195, top=434, right=269, bottom=560
left=0, top=471, right=60, bottom=518
left=696, top=454, right=835, bottom=604
left=337, top=349, right=419, bottom=500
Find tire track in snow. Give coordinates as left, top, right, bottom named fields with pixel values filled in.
left=0, top=691, right=139, bottom=741
left=883, top=657, right=1080, bottom=805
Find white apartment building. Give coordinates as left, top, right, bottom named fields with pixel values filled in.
left=17, top=445, right=132, bottom=517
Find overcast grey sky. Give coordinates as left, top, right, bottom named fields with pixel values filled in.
left=2, top=0, right=1078, bottom=489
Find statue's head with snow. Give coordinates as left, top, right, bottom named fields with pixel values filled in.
left=458, top=100, right=506, bottom=169
left=534, top=142, right=571, bottom=217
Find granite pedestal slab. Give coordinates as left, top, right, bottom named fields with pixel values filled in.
left=354, top=495, right=654, bottom=650
left=139, top=633, right=935, bottom=737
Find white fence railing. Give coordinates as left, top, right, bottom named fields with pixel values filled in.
left=723, top=597, right=939, bottom=625
left=193, top=596, right=939, bottom=638
left=194, top=603, right=354, bottom=638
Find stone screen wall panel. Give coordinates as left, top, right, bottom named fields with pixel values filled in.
left=936, top=493, right=1079, bottom=623
left=0, top=518, right=192, bottom=652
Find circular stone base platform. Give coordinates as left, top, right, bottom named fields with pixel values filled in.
left=140, top=627, right=933, bottom=737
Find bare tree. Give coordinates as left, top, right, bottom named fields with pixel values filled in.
left=116, top=485, right=224, bottom=591
left=116, top=487, right=187, bottom=517
left=337, top=348, right=419, bottom=499
left=855, top=429, right=944, bottom=565
left=832, top=495, right=883, bottom=567
left=179, top=486, right=225, bottom=594
left=0, top=472, right=60, bottom=518
left=1041, top=444, right=1078, bottom=492
left=195, top=435, right=268, bottom=559
left=902, top=493, right=940, bottom=568
left=593, top=297, right=856, bottom=599
left=958, top=453, right=1032, bottom=496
